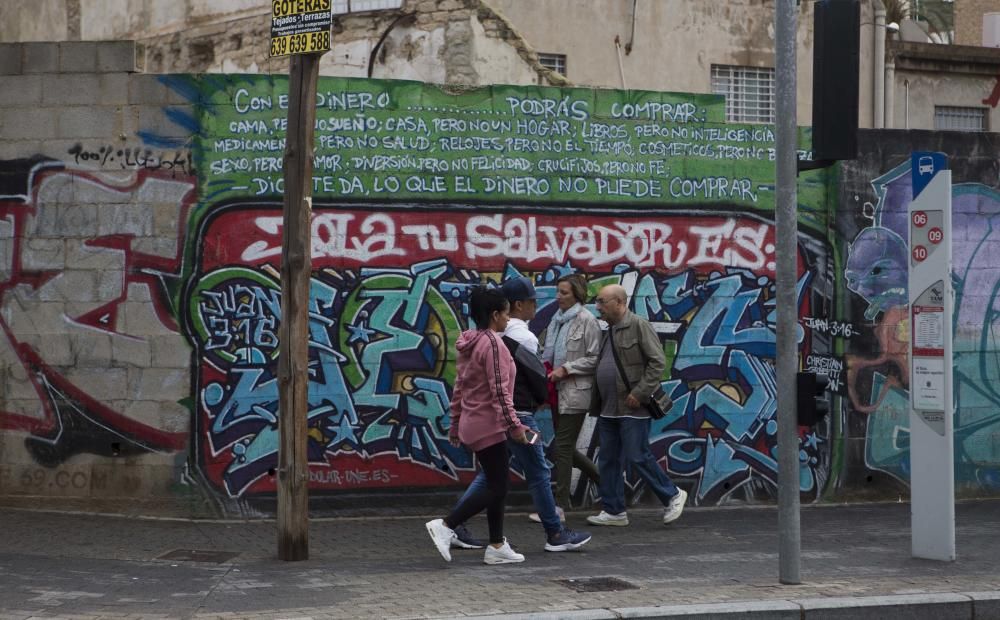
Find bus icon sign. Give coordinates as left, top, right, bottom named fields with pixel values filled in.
left=918, top=156, right=934, bottom=175
left=911, top=152, right=948, bottom=199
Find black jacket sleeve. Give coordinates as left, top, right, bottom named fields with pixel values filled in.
left=503, top=335, right=550, bottom=410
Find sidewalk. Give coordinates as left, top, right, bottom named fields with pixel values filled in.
left=1, top=500, right=998, bottom=619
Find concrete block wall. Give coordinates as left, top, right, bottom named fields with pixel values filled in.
left=0, top=41, right=202, bottom=516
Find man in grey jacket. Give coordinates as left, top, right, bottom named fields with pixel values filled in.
left=586, top=284, right=687, bottom=527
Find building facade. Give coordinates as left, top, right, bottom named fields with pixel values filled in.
left=887, top=40, right=1000, bottom=132
left=1, top=1, right=997, bottom=131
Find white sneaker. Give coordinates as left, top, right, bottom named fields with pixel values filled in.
left=528, top=506, right=565, bottom=524
left=586, top=510, right=629, bottom=526
left=663, top=488, right=688, bottom=524
left=483, top=538, right=525, bottom=564
left=425, top=518, right=454, bottom=562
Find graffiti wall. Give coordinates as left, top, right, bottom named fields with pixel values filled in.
left=839, top=131, right=1000, bottom=498
left=3, top=42, right=995, bottom=516
left=188, top=205, right=823, bottom=505
left=0, top=159, right=197, bottom=509
left=169, top=73, right=840, bottom=512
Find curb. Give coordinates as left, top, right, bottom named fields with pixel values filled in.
left=446, top=591, right=1000, bottom=620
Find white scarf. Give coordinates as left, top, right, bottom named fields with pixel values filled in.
left=542, top=303, right=583, bottom=368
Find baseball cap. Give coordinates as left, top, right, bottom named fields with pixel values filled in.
left=500, top=276, right=536, bottom=302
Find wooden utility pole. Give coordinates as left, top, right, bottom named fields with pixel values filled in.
left=277, top=51, right=321, bottom=562
left=270, top=0, right=398, bottom=562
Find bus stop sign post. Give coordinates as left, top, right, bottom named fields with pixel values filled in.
left=908, top=151, right=955, bottom=562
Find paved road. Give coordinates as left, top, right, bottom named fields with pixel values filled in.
left=1, top=500, right=999, bottom=619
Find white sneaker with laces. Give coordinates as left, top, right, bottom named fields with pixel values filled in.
left=425, top=518, right=455, bottom=562
left=528, top=506, right=565, bottom=524
left=586, top=510, right=629, bottom=526
left=663, top=488, right=688, bottom=524
left=483, top=538, right=525, bottom=564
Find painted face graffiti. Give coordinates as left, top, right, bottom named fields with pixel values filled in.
left=845, top=226, right=908, bottom=321
left=845, top=163, right=1000, bottom=490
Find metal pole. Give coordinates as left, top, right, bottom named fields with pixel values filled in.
left=885, top=62, right=896, bottom=129
left=873, top=0, right=886, bottom=128
left=775, top=0, right=801, bottom=585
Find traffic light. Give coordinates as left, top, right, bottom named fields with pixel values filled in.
left=796, top=372, right=831, bottom=426
left=811, top=0, right=860, bottom=162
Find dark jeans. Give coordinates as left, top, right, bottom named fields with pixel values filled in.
left=596, top=415, right=679, bottom=515
left=444, top=440, right=509, bottom=544
left=553, top=412, right=600, bottom=509
left=459, top=413, right=563, bottom=535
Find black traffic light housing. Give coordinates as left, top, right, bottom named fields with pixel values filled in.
left=804, top=0, right=860, bottom=170
left=797, top=371, right=831, bottom=426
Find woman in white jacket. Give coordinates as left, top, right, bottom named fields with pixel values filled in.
left=542, top=274, right=602, bottom=513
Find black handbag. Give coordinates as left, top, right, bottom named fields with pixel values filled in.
left=607, top=333, right=672, bottom=420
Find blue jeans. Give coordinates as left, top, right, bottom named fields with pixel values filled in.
left=596, top=416, right=679, bottom=515
left=459, top=413, right=562, bottom=535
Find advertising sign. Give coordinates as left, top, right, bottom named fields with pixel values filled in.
left=270, top=0, right=333, bottom=57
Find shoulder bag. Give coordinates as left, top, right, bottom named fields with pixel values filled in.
left=608, top=332, right=673, bottom=420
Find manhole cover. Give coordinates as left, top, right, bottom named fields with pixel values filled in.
left=157, top=549, right=240, bottom=563
left=556, top=577, right=638, bottom=592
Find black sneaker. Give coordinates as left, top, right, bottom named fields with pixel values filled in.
left=544, top=527, right=592, bottom=552
left=450, top=523, right=486, bottom=549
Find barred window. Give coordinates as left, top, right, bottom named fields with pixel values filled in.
left=538, top=53, right=567, bottom=76
left=711, top=65, right=776, bottom=124
left=934, top=106, right=987, bottom=132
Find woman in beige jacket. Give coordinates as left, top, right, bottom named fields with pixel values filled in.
left=542, top=274, right=602, bottom=514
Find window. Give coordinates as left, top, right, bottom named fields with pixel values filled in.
left=934, top=106, right=987, bottom=132
left=538, top=53, right=566, bottom=76
left=711, top=65, right=776, bottom=124
left=331, top=0, right=403, bottom=13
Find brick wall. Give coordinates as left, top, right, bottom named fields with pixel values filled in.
left=954, top=0, right=998, bottom=46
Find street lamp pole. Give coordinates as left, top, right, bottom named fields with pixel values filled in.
left=775, top=0, right=802, bottom=585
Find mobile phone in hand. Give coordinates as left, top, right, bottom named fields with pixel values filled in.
left=525, top=430, right=539, bottom=444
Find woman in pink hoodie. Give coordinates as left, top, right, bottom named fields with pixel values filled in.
left=426, top=287, right=530, bottom=565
